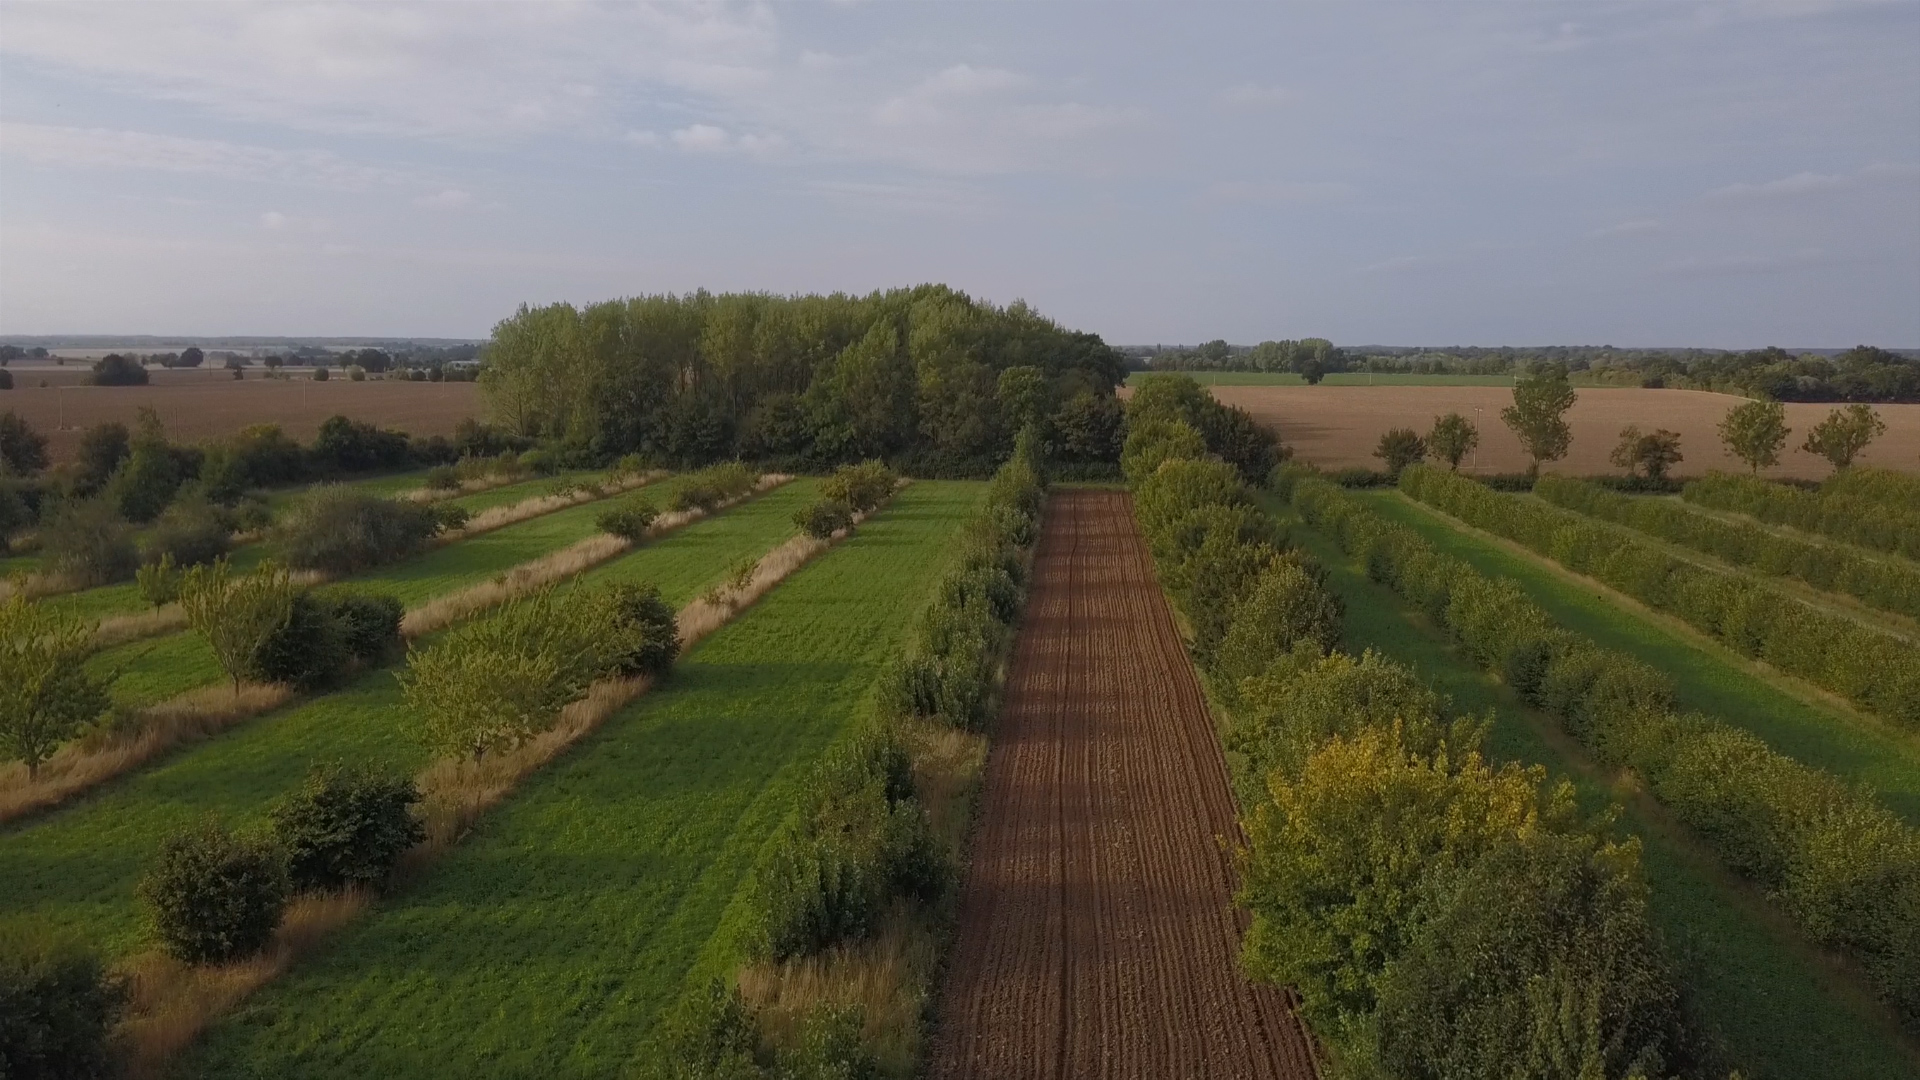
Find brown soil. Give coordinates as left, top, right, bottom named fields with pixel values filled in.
left=1204, top=385, right=1920, bottom=481
left=1, top=368, right=480, bottom=462
left=927, top=489, right=1317, bottom=1080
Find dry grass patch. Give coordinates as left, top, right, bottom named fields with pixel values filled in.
left=739, top=913, right=936, bottom=1073
left=90, top=605, right=189, bottom=650
left=115, top=890, right=370, bottom=1080
left=437, top=469, right=665, bottom=541
left=0, top=682, right=292, bottom=824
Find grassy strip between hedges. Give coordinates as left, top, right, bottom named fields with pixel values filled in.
left=1530, top=474, right=1920, bottom=624
left=169, top=481, right=980, bottom=1079
left=1287, top=470, right=1920, bottom=1037
left=1267, top=492, right=1920, bottom=1080
left=1681, top=471, right=1920, bottom=562
left=0, top=479, right=824, bottom=957
left=83, top=473, right=699, bottom=710
left=1400, top=466, right=1920, bottom=732
left=1357, top=490, right=1920, bottom=827
left=37, top=469, right=626, bottom=633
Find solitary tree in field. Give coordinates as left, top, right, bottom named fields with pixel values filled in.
left=0, top=596, right=110, bottom=777
left=1801, top=404, right=1886, bottom=473
left=1609, top=426, right=1684, bottom=482
left=1373, top=428, right=1427, bottom=476
left=178, top=559, right=297, bottom=694
left=1500, top=367, right=1576, bottom=475
left=1426, top=413, right=1479, bottom=471
left=1716, top=399, right=1789, bottom=475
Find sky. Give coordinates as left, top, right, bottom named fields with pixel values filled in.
left=1, top=1, right=1916, bottom=347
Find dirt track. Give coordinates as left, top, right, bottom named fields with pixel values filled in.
left=928, top=489, right=1316, bottom=1080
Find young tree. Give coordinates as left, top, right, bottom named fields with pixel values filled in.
left=0, top=596, right=110, bottom=778
left=177, top=560, right=297, bottom=694
left=1716, top=399, right=1789, bottom=475
left=400, top=588, right=609, bottom=760
left=1425, top=413, right=1479, bottom=471
left=1608, top=426, right=1684, bottom=481
left=70, top=421, right=131, bottom=496
left=109, top=408, right=182, bottom=523
left=1373, top=428, right=1427, bottom=475
left=1801, top=404, right=1886, bottom=472
left=1500, top=367, right=1577, bottom=474
left=0, top=412, right=49, bottom=476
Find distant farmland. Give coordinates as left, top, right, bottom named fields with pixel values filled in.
left=0, top=366, right=481, bottom=461
left=1203, top=384, right=1920, bottom=479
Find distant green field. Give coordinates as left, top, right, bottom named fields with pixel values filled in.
left=1360, top=490, right=1920, bottom=826
left=1271, top=494, right=1917, bottom=1080
left=183, top=481, right=981, bottom=1079
left=1124, top=370, right=1515, bottom=387
left=85, top=473, right=694, bottom=708
left=0, top=480, right=821, bottom=959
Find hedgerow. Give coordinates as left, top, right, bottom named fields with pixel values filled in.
left=1681, top=471, right=1920, bottom=561
left=1291, top=471, right=1920, bottom=1029
left=279, top=486, right=446, bottom=574
left=669, top=463, right=761, bottom=514
left=1402, top=465, right=1920, bottom=730
left=1533, top=473, right=1920, bottom=621
left=1138, top=452, right=1694, bottom=1073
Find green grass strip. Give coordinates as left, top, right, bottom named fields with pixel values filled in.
left=0, top=479, right=821, bottom=959
left=182, top=481, right=980, bottom=1080
left=1358, top=489, right=1920, bottom=827
left=1270, top=494, right=1919, bottom=1080
left=84, top=474, right=699, bottom=708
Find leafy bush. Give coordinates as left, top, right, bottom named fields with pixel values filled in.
left=1372, top=427, right=1426, bottom=475
left=0, top=369, right=10, bottom=391
left=792, top=499, right=852, bottom=540
left=140, top=493, right=232, bottom=569
left=0, top=928, right=125, bottom=1080
left=596, top=496, right=660, bottom=542
left=312, top=367, right=329, bottom=382
left=42, top=499, right=138, bottom=587
left=818, top=460, right=897, bottom=513
left=137, top=820, right=289, bottom=964
left=270, top=763, right=424, bottom=892
left=107, top=415, right=184, bottom=524
left=1683, top=470, right=1920, bottom=561
left=668, top=462, right=758, bottom=513
left=281, top=486, right=443, bottom=573
left=247, top=589, right=401, bottom=690
left=0, top=412, right=48, bottom=476
left=89, top=353, right=147, bottom=386
left=424, top=465, right=460, bottom=491
left=68, top=423, right=129, bottom=497
left=597, top=582, right=680, bottom=678
left=309, top=415, right=409, bottom=475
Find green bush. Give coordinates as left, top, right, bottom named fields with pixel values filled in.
left=1683, top=471, right=1920, bottom=560
left=818, top=460, right=897, bottom=513
left=309, top=415, right=409, bottom=474
left=0, top=928, right=125, bottom=1080
left=597, top=496, right=660, bottom=542
left=140, top=493, right=232, bottom=569
left=269, top=763, right=424, bottom=892
left=597, top=582, right=680, bottom=678
left=792, top=499, right=852, bottom=540
left=137, top=820, right=289, bottom=964
left=42, top=499, right=139, bottom=587
left=136, top=554, right=181, bottom=608
left=424, top=465, right=460, bottom=491
left=281, top=486, right=443, bottom=573
left=248, top=590, right=402, bottom=689
left=0, top=412, right=48, bottom=476
left=669, top=462, right=758, bottom=513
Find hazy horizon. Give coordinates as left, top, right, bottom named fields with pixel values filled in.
left=3, top=2, right=1916, bottom=347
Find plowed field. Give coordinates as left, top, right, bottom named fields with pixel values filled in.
left=928, top=489, right=1317, bottom=1080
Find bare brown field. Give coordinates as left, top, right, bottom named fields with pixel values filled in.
left=1, top=368, right=480, bottom=461
left=1201, top=385, right=1920, bottom=480
left=928, top=490, right=1317, bottom=1080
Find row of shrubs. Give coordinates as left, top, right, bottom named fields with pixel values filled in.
left=651, top=440, right=1045, bottom=1078
left=1533, top=473, right=1920, bottom=621
left=1401, top=465, right=1920, bottom=730
left=1681, top=470, right=1920, bottom=561
left=1124, top=424, right=1700, bottom=1077
left=1286, top=467, right=1920, bottom=1031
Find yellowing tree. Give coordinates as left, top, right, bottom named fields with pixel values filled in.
left=0, top=596, right=110, bottom=777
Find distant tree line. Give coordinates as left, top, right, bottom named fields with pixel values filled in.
left=478, top=286, right=1129, bottom=476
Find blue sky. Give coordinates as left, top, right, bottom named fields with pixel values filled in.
left=1, top=1, right=1915, bottom=346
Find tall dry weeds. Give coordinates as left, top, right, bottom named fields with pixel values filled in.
left=738, top=912, right=936, bottom=1072
left=89, top=605, right=189, bottom=650
left=104, top=472, right=843, bottom=1073
left=434, top=469, right=666, bottom=543
left=115, top=890, right=369, bottom=1080
left=0, top=683, right=292, bottom=824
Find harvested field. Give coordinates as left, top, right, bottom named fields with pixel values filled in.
left=1199, top=385, right=1920, bottom=480
left=928, top=489, right=1316, bottom=1080
left=1, top=368, right=480, bottom=462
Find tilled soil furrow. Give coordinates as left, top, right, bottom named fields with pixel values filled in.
left=928, top=490, right=1317, bottom=1080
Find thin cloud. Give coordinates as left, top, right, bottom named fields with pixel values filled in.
left=0, top=122, right=423, bottom=190
left=1708, top=162, right=1920, bottom=198
left=414, top=188, right=476, bottom=210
